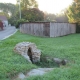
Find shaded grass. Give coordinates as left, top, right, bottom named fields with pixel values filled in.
left=0, top=31, right=80, bottom=80
left=35, top=55, right=59, bottom=68
left=26, top=67, right=80, bottom=80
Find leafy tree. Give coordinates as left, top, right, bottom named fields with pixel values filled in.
left=0, top=3, right=17, bottom=16
left=8, top=14, right=19, bottom=25
left=15, top=19, right=28, bottom=28
left=44, top=12, right=68, bottom=22
left=67, top=0, right=80, bottom=23
left=0, top=12, right=9, bottom=18
left=20, top=8, right=44, bottom=21
left=18, top=0, right=38, bottom=9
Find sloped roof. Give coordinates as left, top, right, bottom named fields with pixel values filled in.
left=0, top=15, right=7, bottom=21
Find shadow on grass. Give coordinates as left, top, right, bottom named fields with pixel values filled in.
left=34, top=55, right=59, bottom=68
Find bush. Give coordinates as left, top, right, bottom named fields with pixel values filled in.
left=15, top=19, right=28, bottom=28
left=76, top=23, right=80, bottom=33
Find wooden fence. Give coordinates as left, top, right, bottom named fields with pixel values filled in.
left=20, top=22, right=76, bottom=37
left=20, top=22, right=50, bottom=37
left=50, top=23, right=76, bottom=37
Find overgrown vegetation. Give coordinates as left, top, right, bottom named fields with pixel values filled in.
left=35, top=55, right=59, bottom=68
left=0, top=31, right=80, bottom=80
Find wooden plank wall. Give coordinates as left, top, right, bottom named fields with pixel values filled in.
left=20, top=23, right=50, bottom=37
left=50, top=23, right=76, bottom=37
left=20, top=22, right=76, bottom=37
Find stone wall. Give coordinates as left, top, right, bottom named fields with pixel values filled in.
left=14, top=42, right=41, bottom=63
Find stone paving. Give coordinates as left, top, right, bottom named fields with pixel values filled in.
left=12, top=68, right=54, bottom=80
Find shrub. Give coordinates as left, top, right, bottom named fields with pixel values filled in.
left=76, top=23, right=80, bottom=33
left=15, top=19, right=28, bottom=28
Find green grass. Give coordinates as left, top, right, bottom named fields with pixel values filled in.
left=0, top=31, right=80, bottom=80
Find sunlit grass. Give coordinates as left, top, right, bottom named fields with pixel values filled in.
left=0, top=31, right=80, bottom=80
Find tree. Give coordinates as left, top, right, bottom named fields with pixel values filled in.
left=0, top=12, right=9, bottom=18
left=19, top=0, right=38, bottom=9
left=20, top=8, right=44, bottom=21
left=0, top=3, right=17, bottom=16
left=0, top=3, right=19, bottom=25
left=67, top=0, right=80, bottom=23
left=44, top=12, right=68, bottom=22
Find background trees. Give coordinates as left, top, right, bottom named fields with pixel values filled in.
left=56, top=13, right=68, bottom=22
left=0, top=3, right=17, bottom=16
left=0, top=0, right=44, bottom=26
left=1, top=0, right=78, bottom=27
left=21, top=8, right=44, bottom=21
left=20, top=0, right=38, bottom=9
left=67, top=0, right=80, bottom=23
left=44, top=12, right=56, bottom=22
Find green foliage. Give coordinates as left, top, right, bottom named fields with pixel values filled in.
left=8, top=2, right=43, bottom=26
left=0, top=3, right=17, bottom=16
left=44, top=12, right=68, bottom=22
left=67, top=0, right=80, bottom=23
left=21, top=8, right=44, bottom=21
left=35, top=55, right=59, bottom=68
left=15, top=19, right=28, bottom=28
left=0, top=3, right=19, bottom=25
left=0, top=12, right=9, bottom=19
left=66, top=0, right=80, bottom=36
left=8, top=14, right=18, bottom=26
left=20, top=0, right=38, bottom=9
left=76, top=23, right=80, bottom=33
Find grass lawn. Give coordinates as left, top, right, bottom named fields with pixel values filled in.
left=0, top=31, right=80, bottom=80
